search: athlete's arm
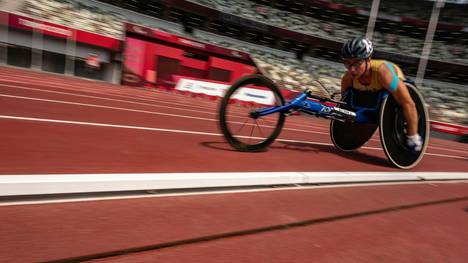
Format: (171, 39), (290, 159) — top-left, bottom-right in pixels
(341, 72), (353, 95)
(378, 63), (419, 136)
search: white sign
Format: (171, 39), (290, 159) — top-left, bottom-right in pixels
(178, 38), (206, 49)
(175, 78), (275, 105)
(18, 18), (72, 36)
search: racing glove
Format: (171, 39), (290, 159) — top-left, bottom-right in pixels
(406, 134), (422, 152)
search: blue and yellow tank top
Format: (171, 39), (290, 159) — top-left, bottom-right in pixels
(352, 59), (405, 92)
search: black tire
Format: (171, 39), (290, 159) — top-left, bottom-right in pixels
(379, 82), (429, 169)
(330, 91), (378, 151)
(330, 121), (378, 151)
(218, 74), (286, 152)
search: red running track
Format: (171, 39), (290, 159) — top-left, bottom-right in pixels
(0, 66), (466, 174)
(0, 66), (467, 263)
(0, 181), (467, 262)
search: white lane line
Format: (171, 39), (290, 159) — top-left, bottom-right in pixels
(0, 92), (221, 115)
(0, 78), (196, 106)
(424, 152), (468, 159)
(0, 76), (203, 103)
(0, 115), (466, 160)
(1, 85), (256, 121)
(0, 75), (213, 101)
(0, 93), (218, 121)
(0, 83), (218, 115)
(0, 78), (127, 96)
(0, 115), (221, 136)
(0, 81), (297, 125)
(0, 84), (329, 131)
(0, 80), (332, 130)
(426, 145), (467, 155)
(0, 75), (123, 90)
(1, 180), (467, 206)
(0, 94), (331, 136)
(0, 80), (332, 131)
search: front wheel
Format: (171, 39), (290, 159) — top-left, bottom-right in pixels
(218, 74), (286, 152)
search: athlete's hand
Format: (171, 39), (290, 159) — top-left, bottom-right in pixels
(406, 134), (422, 152)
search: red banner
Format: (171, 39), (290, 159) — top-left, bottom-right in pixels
(122, 37), (146, 86)
(1, 11), (121, 51)
(126, 23), (252, 62)
(75, 30), (121, 51)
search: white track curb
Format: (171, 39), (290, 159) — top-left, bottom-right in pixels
(0, 172), (467, 196)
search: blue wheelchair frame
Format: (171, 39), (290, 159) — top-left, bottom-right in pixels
(254, 88), (390, 125)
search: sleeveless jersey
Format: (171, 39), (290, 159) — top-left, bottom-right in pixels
(352, 59), (405, 92)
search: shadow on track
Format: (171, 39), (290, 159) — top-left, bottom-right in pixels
(277, 141), (391, 168)
(201, 141), (392, 168)
(200, 141), (240, 152)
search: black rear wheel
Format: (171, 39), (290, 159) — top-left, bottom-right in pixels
(330, 90), (378, 151)
(331, 121), (378, 151)
(218, 74), (286, 152)
(379, 82), (429, 169)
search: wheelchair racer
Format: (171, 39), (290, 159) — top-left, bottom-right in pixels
(340, 37), (422, 151)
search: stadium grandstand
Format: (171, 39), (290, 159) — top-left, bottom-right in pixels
(0, 0), (466, 125)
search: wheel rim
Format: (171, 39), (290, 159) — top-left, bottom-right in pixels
(222, 83), (284, 148)
(379, 83), (429, 169)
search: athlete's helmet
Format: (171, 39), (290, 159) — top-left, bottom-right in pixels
(341, 37), (374, 59)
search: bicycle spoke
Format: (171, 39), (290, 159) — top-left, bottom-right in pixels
(255, 119), (265, 138)
(258, 116), (275, 126)
(234, 117), (252, 134)
(247, 122), (255, 144)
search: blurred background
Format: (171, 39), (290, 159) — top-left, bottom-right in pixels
(0, 0), (466, 126)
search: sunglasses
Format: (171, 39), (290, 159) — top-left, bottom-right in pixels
(343, 59), (365, 70)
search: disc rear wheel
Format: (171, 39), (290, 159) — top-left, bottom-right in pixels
(379, 82), (429, 169)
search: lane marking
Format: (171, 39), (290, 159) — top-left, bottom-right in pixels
(0, 93), (216, 122)
(0, 77), (224, 107)
(0, 83), (326, 130)
(0, 84), (222, 116)
(0, 81), (331, 130)
(0, 94), (331, 136)
(0, 115), (467, 160)
(0, 76), (206, 104)
(426, 145), (468, 155)
(0, 114), (222, 136)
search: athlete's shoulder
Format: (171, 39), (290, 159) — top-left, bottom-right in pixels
(371, 59), (389, 69)
(377, 60), (405, 78)
(377, 61), (390, 72)
(374, 60), (395, 75)
(376, 60), (401, 92)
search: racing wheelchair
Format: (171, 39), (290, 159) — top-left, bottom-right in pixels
(218, 74), (429, 169)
